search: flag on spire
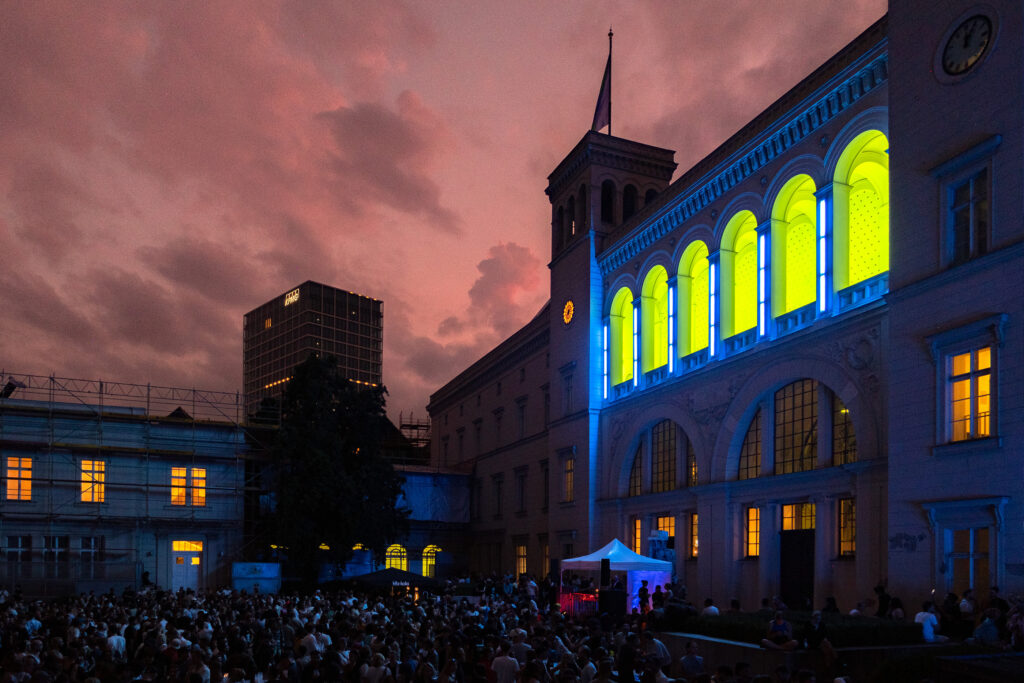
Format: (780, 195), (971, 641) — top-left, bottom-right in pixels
(592, 28), (612, 133)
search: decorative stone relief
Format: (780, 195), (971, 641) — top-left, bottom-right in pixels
(888, 532), (926, 552)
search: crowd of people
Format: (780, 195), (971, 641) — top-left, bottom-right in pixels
(0, 575), (1022, 683)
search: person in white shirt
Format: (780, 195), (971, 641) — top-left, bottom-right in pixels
(700, 598), (720, 616)
(914, 601), (948, 643)
(491, 641), (521, 683)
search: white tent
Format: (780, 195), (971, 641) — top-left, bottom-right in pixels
(561, 539), (672, 612)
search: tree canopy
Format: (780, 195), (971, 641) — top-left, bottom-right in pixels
(270, 355), (409, 581)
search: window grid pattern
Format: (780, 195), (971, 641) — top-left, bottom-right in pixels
(563, 458), (575, 503)
(385, 544), (407, 571)
(832, 398), (857, 465)
(628, 445), (643, 497)
(656, 515), (675, 540)
(738, 409), (762, 480)
(949, 347), (992, 442)
(6, 457), (31, 501)
(80, 460), (106, 503)
(422, 544), (442, 578)
(633, 518), (642, 554)
(651, 420), (676, 493)
(775, 380), (818, 474)
(689, 513), (699, 558)
(686, 441), (698, 487)
(782, 503), (816, 530)
(951, 168), (988, 264)
(838, 498), (856, 557)
(515, 543), (527, 577)
(746, 507), (760, 557)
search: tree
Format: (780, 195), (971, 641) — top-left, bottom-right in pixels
(270, 354), (409, 583)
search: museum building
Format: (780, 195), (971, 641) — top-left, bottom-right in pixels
(428, 0), (1024, 611)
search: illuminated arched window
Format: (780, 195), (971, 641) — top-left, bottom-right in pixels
(651, 419), (676, 493)
(385, 544), (407, 571)
(641, 266), (669, 373)
(774, 379), (818, 474)
(835, 130), (889, 289)
(422, 544), (442, 578)
(678, 241), (710, 357)
(609, 287), (634, 386)
(738, 408), (762, 480)
(352, 543), (366, 550)
(628, 444), (643, 497)
(721, 211), (758, 338)
(771, 175), (817, 316)
(832, 396), (857, 465)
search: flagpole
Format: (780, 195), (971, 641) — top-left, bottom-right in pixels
(608, 27), (613, 136)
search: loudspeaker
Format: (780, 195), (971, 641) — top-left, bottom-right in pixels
(598, 589), (627, 618)
(600, 558), (611, 587)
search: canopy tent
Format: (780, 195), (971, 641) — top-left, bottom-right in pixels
(560, 539), (672, 612)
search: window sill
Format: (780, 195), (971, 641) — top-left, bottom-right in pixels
(559, 500), (576, 509)
(739, 555), (760, 562)
(932, 436), (1001, 457)
(832, 554), (856, 561)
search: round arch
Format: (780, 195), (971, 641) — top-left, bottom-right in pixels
(640, 265), (669, 373)
(385, 544), (408, 571)
(609, 286), (635, 386)
(771, 174), (818, 316)
(720, 210), (759, 339)
(677, 240), (710, 357)
(833, 129), (889, 290)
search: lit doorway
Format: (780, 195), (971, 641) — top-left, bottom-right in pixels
(171, 540), (203, 591)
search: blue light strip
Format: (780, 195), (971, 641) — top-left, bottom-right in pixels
(668, 284), (676, 373)
(709, 262), (717, 357)
(758, 233), (767, 337)
(602, 323), (609, 399)
(818, 197), (828, 313)
(632, 302), (639, 386)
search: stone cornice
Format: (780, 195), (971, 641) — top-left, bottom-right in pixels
(546, 132), (677, 201)
(598, 49), (889, 278)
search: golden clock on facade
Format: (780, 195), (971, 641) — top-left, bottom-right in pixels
(562, 300), (575, 325)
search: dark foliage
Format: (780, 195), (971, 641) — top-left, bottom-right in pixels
(270, 355), (409, 582)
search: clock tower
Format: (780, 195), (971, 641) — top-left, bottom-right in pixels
(544, 131), (676, 558)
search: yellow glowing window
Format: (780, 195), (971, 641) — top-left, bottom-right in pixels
(782, 503), (816, 531)
(656, 515), (675, 540)
(191, 556), (201, 565)
(6, 457), (31, 501)
(679, 242), (710, 356)
(771, 175), (817, 315)
(839, 498), (856, 557)
(641, 266), (669, 372)
(352, 543), (366, 551)
(949, 347), (992, 442)
(175, 557), (184, 565)
(834, 130), (889, 289)
(385, 544), (407, 571)
(422, 544), (442, 578)
(746, 507), (760, 557)
(514, 544), (527, 577)
(264, 318), (272, 329)
(722, 211), (758, 337)
(633, 518), (642, 554)
(172, 540), (203, 552)
(563, 457), (575, 503)
(609, 287), (635, 385)
(191, 468), (206, 507)
(80, 460), (105, 503)
(689, 513), (699, 558)
(171, 467), (187, 505)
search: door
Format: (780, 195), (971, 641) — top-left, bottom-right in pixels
(779, 529), (815, 610)
(170, 540), (203, 591)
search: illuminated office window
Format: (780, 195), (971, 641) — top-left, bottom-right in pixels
(949, 347), (992, 442)
(80, 460), (105, 503)
(515, 543), (527, 577)
(746, 507), (760, 557)
(5, 457), (31, 501)
(633, 517), (643, 554)
(656, 515), (675, 544)
(171, 467), (187, 506)
(782, 503), (816, 530)
(171, 467), (206, 506)
(689, 513), (699, 558)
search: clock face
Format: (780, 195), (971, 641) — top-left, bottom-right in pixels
(942, 14), (992, 75)
(562, 300), (575, 325)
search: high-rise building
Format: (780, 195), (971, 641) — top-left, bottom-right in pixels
(243, 281), (382, 416)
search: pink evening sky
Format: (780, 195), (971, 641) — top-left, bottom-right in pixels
(0, 0), (887, 419)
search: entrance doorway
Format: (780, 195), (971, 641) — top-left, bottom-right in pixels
(171, 540), (203, 591)
(779, 502), (816, 610)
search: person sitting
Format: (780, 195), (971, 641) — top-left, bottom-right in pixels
(972, 608), (1003, 647)
(914, 601), (949, 643)
(761, 612), (798, 651)
(801, 611), (836, 668)
(700, 598), (719, 617)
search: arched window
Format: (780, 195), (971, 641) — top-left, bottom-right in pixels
(609, 287), (634, 386)
(641, 266), (668, 373)
(833, 397), (857, 465)
(774, 379), (818, 474)
(554, 206), (565, 249)
(385, 544), (407, 571)
(628, 443), (643, 497)
(834, 130), (889, 289)
(678, 241), (710, 357)
(721, 211), (759, 338)
(772, 175), (817, 316)
(422, 544), (442, 578)
(645, 188), (658, 205)
(577, 184), (588, 231)
(738, 408), (762, 480)
(686, 441), (698, 486)
(566, 195), (576, 239)
(623, 184), (638, 221)
(601, 180), (616, 224)
(651, 419), (676, 493)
